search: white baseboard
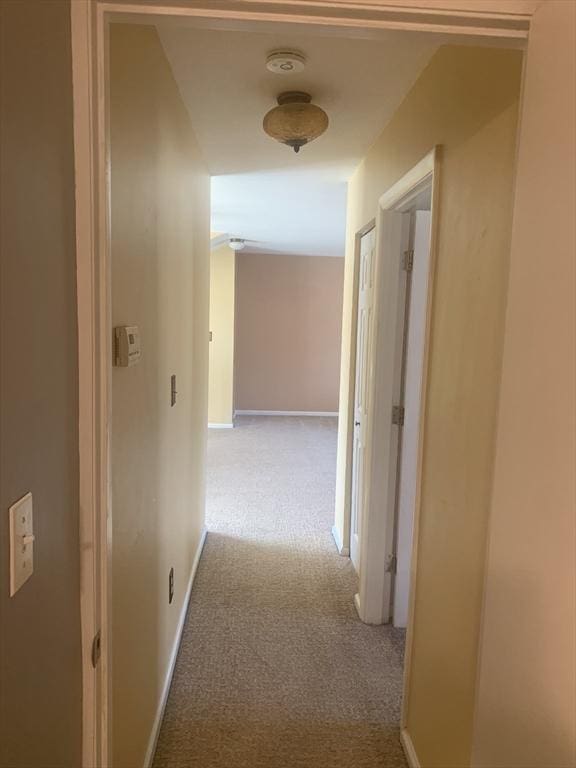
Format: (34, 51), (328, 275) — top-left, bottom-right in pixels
(234, 410), (338, 417)
(400, 729), (421, 768)
(208, 422), (234, 429)
(331, 524), (350, 556)
(143, 527), (207, 768)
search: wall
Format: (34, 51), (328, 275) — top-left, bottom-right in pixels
(110, 24), (210, 768)
(0, 2), (82, 766)
(208, 244), (235, 426)
(235, 253), (344, 413)
(335, 46), (522, 766)
(472, 2), (576, 765)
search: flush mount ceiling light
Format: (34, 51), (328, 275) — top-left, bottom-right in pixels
(263, 92), (329, 154)
(229, 238), (246, 251)
(266, 50), (306, 75)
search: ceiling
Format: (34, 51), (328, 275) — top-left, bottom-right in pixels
(158, 24), (437, 256)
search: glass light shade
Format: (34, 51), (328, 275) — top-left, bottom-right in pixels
(229, 238), (245, 251)
(263, 92), (329, 153)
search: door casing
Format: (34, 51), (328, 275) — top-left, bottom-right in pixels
(71, 3), (531, 766)
(353, 150), (439, 629)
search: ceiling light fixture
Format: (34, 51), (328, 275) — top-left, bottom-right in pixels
(229, 238), (246, 251)
(266, 50), (306, 75)
(263, 92), (329, 154)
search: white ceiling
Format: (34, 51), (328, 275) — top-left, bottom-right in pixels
(158, 24), (436, 256)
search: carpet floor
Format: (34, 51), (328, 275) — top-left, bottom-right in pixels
(153, 416), (407, 768)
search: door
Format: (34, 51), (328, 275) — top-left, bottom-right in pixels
(350, 227), (376, 572)
(393, 210), (431, 626)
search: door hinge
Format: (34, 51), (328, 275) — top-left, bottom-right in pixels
(392, 405), (405, 426)
(403, 249), (414, 272)
(386, 554), (398, 574)
(91, 630), (101, 668)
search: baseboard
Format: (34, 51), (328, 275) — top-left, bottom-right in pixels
(143, 527), (207, 768)
(234, 410), (338, 417)
(331, 524), (350, 556)
(208, 422), (234, 429)
(400, 729), (421, 768)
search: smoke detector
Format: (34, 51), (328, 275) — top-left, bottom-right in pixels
(266, 50), (306, 75)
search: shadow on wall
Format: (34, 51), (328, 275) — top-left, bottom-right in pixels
(0, 1), (82, 766)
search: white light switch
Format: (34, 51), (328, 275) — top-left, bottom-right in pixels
(9, 492), (34, 597)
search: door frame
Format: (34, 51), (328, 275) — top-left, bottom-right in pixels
(72, 2), (111, 766)
(71, 2), (531, 765)
(392, 208), (432, 629)
(354, 148), (440, 626)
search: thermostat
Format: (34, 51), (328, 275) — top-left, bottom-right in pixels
(114, 325), (141, 367)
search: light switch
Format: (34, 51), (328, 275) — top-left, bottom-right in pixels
(9, 492), (34, 597)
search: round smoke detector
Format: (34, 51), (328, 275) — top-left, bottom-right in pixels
(266, 50), (306, 75)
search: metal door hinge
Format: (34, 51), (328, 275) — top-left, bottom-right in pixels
(392, 405), (405, 426)
(91, 630), (101, 668)
(403, 249), (414, 272)
(386, 554), (397, 574)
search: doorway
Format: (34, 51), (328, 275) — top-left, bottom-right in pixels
(72, 3), (528, 764)
(352, 152), (438, 630)
(350, 224), (375, 572)
(350, 205), (432, 627)
(393, 205), (431, 628)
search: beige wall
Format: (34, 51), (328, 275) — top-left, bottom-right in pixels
(110, 24), (210, 768)
(0, 2), (82, 766)
(472, 2), (576, 766)
(235, 253), (344, 413)
(336, 46), (522, 766)
(208, 245), (235, 425)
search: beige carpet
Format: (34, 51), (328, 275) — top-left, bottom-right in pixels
(153, 416), (408, 768)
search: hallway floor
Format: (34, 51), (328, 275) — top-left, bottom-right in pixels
(153, 416), (407, 768)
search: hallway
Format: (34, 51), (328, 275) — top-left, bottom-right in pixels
(153, 416), (407, 768)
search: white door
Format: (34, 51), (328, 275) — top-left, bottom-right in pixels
(350, 228), (376, 572)
(393, 210), (431, 627)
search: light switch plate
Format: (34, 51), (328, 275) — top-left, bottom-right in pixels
(9, 492), (34, 597)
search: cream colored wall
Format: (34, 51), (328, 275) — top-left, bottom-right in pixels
(0, 2), (82, 765)
(335, 46), (522, 766)
(110, 24), (210, 768)
(235, 253), (344, 413)
(472, 2), (576, 766)
(208, 244), (235, 426)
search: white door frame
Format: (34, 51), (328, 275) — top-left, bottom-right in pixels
(71, 2), (531, 764)
(354, 149), (440, 626)
(72, 2), (111, 766)
(392, 209), (432, 629)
